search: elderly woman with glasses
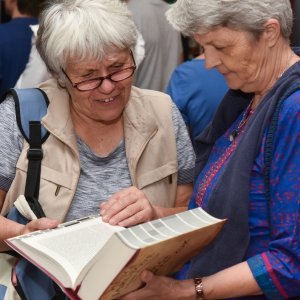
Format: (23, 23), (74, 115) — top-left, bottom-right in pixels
(0, 0), (194, 253)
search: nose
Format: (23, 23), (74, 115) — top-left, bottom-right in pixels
(204, 49), (221, 70)
(97, 78), (116, 94)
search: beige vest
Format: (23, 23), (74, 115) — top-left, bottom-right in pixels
(1, 80), (178, 222)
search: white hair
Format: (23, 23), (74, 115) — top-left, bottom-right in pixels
(166, 0), (293, 39)
(36, 0), (138, 76)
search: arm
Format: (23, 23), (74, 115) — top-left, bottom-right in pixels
(0, 189), (6, 212)
(121, 262), (262, 300)
(153, 183), (193, 218)
(100, 102), (195, 226)
(0, 217), (59, 252)
(0, 188), (59, 252)
(246, 92), (300, 298)
(0, 188), (59, 251)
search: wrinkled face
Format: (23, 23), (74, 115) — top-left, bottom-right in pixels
(63, 49), (135, 124)
(195, 27), (268, 93)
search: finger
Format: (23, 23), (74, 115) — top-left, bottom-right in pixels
(105, 200), (141, 225)
(101, 189), (137, 217)
(116, 207), (153, 227)
(140, 270), (154, 283)
(23, 218), (59, 234)
(101, 197), (132, 222)
(102, 190), (142, 221)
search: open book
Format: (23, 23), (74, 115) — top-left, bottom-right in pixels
(6, 208), (225, 300)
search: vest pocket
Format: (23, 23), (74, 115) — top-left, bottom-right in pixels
(136, 160), (177, 189)
(14, 164), (73, 221)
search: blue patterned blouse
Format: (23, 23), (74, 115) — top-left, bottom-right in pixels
(189, 90), (300, 299)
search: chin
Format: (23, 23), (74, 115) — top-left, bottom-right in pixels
(98, 113), (123, 125)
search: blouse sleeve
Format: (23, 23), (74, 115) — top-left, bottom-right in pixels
(171, 102), (195, 185)
(247, 90), (300, 299)
(0, 96), (23, 191)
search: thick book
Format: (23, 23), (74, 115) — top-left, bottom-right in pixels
(6, 208), (225, 300)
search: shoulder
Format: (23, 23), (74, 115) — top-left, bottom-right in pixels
(279, 90), (300, 115)
(272, 90), (300, 143)
(0, 22), (13, 42)
(126, 87), (175, 128)
(39, 78), (68, 103)
(0, 95), (17, 120)
(130, 86), (173, 109)
(169, 59), (206, 82)
(0, 95), (23, 143)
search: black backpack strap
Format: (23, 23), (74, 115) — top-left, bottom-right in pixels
(10, 88), (50, 218)
(25, 121), (46, 218)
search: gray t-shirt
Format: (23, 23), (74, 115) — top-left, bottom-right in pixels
(128, 0), (182, 92)
(0, 96), (195, 221)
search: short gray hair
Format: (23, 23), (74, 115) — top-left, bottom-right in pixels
(166, 0), (293, 39)
(36, 0), (138, 76)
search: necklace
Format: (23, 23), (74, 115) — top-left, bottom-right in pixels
(229, 98), (254, 142)
(196, 98), (255, 205)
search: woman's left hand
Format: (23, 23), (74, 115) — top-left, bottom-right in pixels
(100, 186), (156, 226)
(120, 270), (193, 300)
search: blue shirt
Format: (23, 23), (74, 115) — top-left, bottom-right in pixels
(166, 58), (228, 140)
(0, 17), (38, 98)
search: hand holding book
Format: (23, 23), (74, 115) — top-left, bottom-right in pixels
(6, 207), (226, 300)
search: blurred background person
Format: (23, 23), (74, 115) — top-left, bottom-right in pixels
(166, 46), (228, 142)
(14, 24), (51, 88)
(0, 0), (46, 98)
(127, 0), (183, 92)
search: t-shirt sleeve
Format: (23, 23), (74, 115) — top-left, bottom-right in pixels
(247, 90), (300, 298)
(166, 67), (190, 126)
(171, 101), (195, 185)
(0, 95), (23, 191)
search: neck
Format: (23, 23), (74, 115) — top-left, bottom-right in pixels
(253, 48), (299, 109)
(11, 7), (33, 19)
(71, 110), (124, 156)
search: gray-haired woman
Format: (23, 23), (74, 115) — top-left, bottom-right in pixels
(0, 0), (195, 278)
(122, 0), (300, 299)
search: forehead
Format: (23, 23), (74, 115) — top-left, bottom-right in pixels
(66, 48), (131, 70)
(195, 27), (251, 46)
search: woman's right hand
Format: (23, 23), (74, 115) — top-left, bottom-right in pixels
(19, 218), (59, 236)
(0, 215), (59, 252)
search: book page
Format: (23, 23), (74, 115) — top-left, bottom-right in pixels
(149, 219), (179, 236)
(10, 216), (124, 286)
(158, 214), (195, 233)
(116, 230), (146, 249)
(190, 208), (223, 223)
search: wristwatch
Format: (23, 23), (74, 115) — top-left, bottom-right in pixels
(194, 277), (205, 299)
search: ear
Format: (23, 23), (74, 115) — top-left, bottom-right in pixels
(263, 19), (281, 47)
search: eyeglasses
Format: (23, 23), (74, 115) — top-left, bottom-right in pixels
(61, 52), (136, 92)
